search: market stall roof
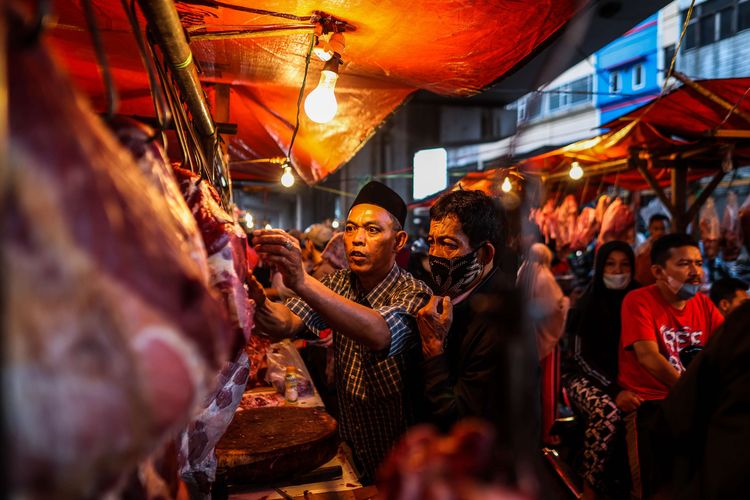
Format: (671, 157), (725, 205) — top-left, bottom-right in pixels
(516, 76), (750, 191)
(48, 0), (581, 184)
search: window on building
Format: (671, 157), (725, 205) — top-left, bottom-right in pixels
(548, 91), (563, 111)
(719, 7), (735, 38)
(700, 13), (717, 45)
(740, 1), (750, 32)
(632, 64), (645, 90)
(516, 99), (527, 122)
(681, 1), (750, 48)
(526, 92), (543, 119)
(570, 76), (593, 105)
(609, 71), (621, 94)
(684, 16), (698, 49)
(663, 45), (676, 72)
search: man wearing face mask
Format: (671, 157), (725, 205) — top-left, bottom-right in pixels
(416, 190), (509, 431)
(618, 233), (724, 499)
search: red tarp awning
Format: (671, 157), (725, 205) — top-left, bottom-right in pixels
(47, 0), (580, 184)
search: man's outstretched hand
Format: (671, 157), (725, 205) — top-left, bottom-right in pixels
(417, 295), (453, 359)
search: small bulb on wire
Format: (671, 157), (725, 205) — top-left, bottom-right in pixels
(281, 165), (295, 188)
(569, 161), (584, 180)
(501, 177), (512, 192)
(305, 58), (340, 124)
(331, 219), (340, 229)
(244, 212), (254, 228)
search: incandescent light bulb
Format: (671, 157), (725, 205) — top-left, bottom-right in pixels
(281, 166), (295, 188)
(569, 162), (583, 180)
(305, 68), (339, 124)
(501, 177), (512, 192)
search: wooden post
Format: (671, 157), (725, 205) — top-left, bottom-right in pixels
(633, 150), (676, 219)
(685, 169), (727, 223)
(672, 162), (688, 232)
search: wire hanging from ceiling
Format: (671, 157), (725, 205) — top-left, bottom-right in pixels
(285, 34), (316, 167)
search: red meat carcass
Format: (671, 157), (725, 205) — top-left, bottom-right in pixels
(4, 39), (231, 498)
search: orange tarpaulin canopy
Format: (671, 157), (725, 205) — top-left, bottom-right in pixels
(518, 77), (750, 191)
(48, 0), (580, 184)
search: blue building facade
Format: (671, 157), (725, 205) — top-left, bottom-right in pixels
(595, 14), (660, 126)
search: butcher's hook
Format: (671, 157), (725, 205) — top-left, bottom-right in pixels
(8, 0), (52, 49)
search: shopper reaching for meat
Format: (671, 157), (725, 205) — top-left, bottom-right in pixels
(250, 181), (431, 484)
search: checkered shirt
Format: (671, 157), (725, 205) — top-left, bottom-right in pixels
(286, 264), (431, 480)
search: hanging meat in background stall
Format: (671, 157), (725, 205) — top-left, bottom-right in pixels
(530, 198), (558, 244)
(2, 38), (232, 499)
(570, 206), (598, 252)
(597, 197), (635, 247)
(110, 117), (211, 281)
(722, 191), (743, 261)
(554, 195), (578, 251)
(700, 197), (721, 260)
(172, 167), (263, 495)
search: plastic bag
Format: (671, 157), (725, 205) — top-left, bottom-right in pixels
(264, 339), (314, 397)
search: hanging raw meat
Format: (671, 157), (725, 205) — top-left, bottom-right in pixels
(570, 206), (599, 251)
(111, 117), (211, 282)
(173, 166), (254, 350)
(530, 198), (557, 243)
(597, 197), (634, 246)
(700, 197), (721, 241)
(554, 195), (578, 249)
(171, 167), (262, 494)
(721, 191), (742, 261)
(3, 40), (231, 498)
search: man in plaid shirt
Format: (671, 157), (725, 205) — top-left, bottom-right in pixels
(251, 181), (431, 483)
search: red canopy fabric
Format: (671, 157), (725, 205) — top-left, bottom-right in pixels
(515, 78), (750, 191)
(47, 0), (580, 184)
(602, 77), (750, 138)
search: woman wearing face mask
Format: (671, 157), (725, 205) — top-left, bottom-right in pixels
(562, 240), (641, 499)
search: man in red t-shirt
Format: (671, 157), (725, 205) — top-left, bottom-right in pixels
(619, 233), (724, 498)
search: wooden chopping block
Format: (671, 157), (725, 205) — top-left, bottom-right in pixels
(216, 406), (338, 484)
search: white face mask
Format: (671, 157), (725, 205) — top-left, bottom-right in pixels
(602, 273), (632, 290)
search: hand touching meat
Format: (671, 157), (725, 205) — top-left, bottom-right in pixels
(253, 229), (305, 291)
(417, 296), (453, 358)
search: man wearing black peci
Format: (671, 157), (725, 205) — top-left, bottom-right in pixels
(249, 181), (431, 483)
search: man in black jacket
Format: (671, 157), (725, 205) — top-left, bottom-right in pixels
(417, 190), (507, 430)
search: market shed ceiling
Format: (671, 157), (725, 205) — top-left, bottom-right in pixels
(49, 0), (581, 184)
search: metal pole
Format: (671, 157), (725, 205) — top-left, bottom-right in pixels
(136, 0), (215, 139)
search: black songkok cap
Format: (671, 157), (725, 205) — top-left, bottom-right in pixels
(350, 180), (407, 228)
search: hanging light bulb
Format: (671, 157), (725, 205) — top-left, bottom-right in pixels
(280, 165), (295, 188)
(569, 161), (584, 180)
(243, 212), (254, 228)
(501, 176), (512, 192)
(331, 219), (340, 229)
(304, 58), (340, 124)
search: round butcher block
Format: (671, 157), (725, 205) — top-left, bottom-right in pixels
(216, 406), (338, 484)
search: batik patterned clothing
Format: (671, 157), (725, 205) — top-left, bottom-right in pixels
(564, 374), (625, 492)
(286, 264), (431, 481)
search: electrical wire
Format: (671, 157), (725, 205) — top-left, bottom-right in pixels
(81, 0), (119, 119)
(124, 0), (172, 145)
(286, 34), (315, 165)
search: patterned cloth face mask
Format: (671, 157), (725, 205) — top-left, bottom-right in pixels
(428, 244), (485, 298)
